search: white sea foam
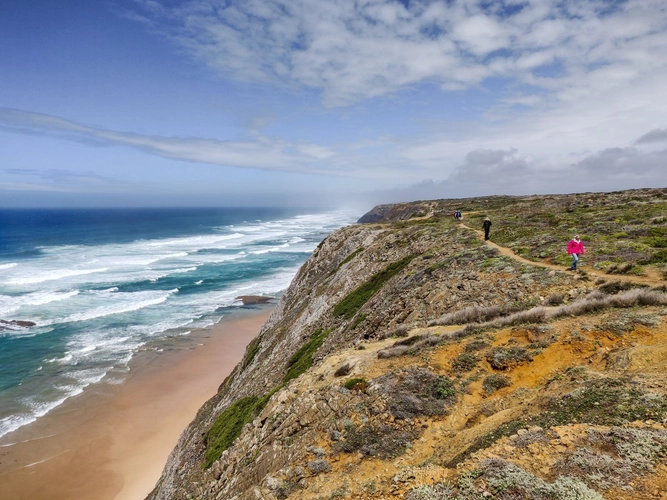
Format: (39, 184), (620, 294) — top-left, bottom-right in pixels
(0, 368), (107, 438)
(58, 335), (139, 368)
(49, 289), (178, 325)
(250, 243), (291, 255)
(96, 252), (189, 267)
(145, 233), (244, 248)
(185, 252), (246, 264)
(62, 296), (173, 323)
(0, 290), (79, 317)
(6, 268), (108, 286)
(0, 414), (38, 439)
(0, 263), (18, 270)
(171, 267), (197, 274)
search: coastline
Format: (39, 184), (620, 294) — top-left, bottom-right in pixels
(0, 305), (274, 500)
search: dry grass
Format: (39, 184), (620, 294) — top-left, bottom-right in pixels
(545, 293), (564, 306)
(429, 304), (506, 326)
(377, 333), (442, 358)
(430, 290), (667, 338)
(378, 324), (410, 340)
(491, 307), (547, 327)
(551, 288), (667, 319)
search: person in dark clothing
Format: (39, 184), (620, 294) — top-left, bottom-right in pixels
(482, 217), (492, 240)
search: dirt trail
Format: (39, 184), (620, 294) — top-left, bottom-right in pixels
(458, 221), (664, 287)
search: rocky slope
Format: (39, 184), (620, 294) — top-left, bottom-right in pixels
(148, 188), (667, 500)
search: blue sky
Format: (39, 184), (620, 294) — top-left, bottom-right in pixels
(2, 0), (667, 208)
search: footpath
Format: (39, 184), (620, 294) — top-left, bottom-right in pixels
(458, 220), (664, 288)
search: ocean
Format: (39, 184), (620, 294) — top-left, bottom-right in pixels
(0, 207), (356, 439)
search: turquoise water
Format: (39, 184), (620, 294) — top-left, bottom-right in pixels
(0, 208), (355, 438)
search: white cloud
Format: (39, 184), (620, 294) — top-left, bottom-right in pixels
(0, 108), (339, 175)
(452, 14), (509, 56)
(136, 0), (667, 107)
(367, 145), (667, 203)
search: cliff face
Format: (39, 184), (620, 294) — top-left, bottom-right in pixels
(149, 188), (667, 500)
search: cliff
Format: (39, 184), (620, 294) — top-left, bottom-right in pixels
(149, 188), (667, 500)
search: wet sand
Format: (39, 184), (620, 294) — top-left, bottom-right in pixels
(0, 307), (273, 500)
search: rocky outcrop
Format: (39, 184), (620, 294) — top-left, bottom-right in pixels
(356, 203), (431, 223)
(0, 319), (36, 331)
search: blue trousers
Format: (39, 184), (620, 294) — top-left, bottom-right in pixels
(570, 253), (579, 270)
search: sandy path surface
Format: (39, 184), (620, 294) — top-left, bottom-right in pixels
(0, 308), (272, 500)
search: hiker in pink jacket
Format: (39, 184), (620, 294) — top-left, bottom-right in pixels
(567, 235), (585, 270)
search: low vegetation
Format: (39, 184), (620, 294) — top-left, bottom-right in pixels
(284, 327), (332, 384)
(451, 352), (479, 373)
(333, 255), (415, 320)
(343, 377), (367, 391)
(407, 459), (604, 500)
(486, 347), (533, 370)
(204, 396), (264, 468)
(335, 423), (418, 459)
(465, 188), (667, 271)
(448, 377), (667, 468)
(377, 333), (443, 358)
(482, 374), (512, 394)
(377, 368), (458, 419)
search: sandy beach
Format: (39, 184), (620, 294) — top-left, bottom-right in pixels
(0, 306), (273, 500)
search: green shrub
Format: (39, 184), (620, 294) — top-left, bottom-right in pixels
(204, 384), (286, 468)
(451, 352), (479, 373)
(642, 236), (667, 248)
(340, 247), (364, 266)
(344, 377), (368, 391)
(333, 255), (415, 320)
(351, 313), (368, 329)
(241, 335), (262, 370)
(486, 347), (533, 370)
(284, 328), (331, 384)
(336, 423), (417, 458)
(205, 396), (262, 467)
(482, 374), (512, 394)
(641, 248), (667, 264)
(329, 248), (365, 276)
(464, 339), (490, 352)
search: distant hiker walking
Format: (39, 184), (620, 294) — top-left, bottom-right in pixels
(482, 217), (492, 240)
(567, 235), (585, 270)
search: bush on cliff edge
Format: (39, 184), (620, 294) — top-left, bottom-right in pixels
(333, 255), (415, 320)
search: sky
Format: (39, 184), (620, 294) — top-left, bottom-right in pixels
(1, 0), (667, 209)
